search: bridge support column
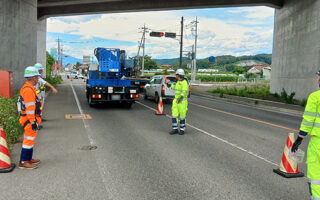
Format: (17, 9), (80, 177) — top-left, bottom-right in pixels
(0, 0), (46, 91)
(271, 0), (320, 100)
(37, 19), (47, 78)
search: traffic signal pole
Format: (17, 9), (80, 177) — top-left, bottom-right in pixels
(179, 16), (184, 69)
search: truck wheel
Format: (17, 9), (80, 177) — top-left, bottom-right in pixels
(122, 102), (132, 109)
(88, 95), (95, 107)
(144, 93), (148, 100)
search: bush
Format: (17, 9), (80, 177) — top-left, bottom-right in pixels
(0, 94), (23, 149)
(281, 89), (295, 104)
(186, 75), (237, 82)
(45, 76), (63, 87)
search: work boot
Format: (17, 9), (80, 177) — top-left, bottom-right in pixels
(30, 158), (40, 165)
(169, 129), (179, 135)
(18, 161), (38, 169)
(179, 130), (185, 135)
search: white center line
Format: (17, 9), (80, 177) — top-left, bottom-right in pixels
(136, 101), (279, 167)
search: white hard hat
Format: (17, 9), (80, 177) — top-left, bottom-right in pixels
(24, 66), (40, 78)
(34, 63), (44, 70)
(176, 68), (185, 76)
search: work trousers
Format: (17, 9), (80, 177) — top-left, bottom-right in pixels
(171, 99), (188, 130)
(19, 118), (40, 162)
(307, 136), (320, 199)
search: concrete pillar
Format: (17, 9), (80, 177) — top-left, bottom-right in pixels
(271, 0), (320, 101)
(37, 19), (47, 78)
(0, 0), (38, 91)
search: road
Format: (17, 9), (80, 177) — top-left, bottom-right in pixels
(1, 78), (310, 200)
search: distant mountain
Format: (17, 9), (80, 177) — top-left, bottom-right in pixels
(154, 54), (272, 69)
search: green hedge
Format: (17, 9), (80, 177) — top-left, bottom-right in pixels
(0, 94), (22, 149)
(186, 75), (238, 82)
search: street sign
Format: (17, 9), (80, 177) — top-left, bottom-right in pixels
(209, 56), (215, 63)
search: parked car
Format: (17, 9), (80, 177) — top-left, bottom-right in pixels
(144, 75), (175, 103)
(78, 74), (84, 79)
(69, 71), (78, 79)
(144, 75), (191, 103)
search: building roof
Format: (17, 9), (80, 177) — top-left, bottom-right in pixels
(250, 64), (271, 72)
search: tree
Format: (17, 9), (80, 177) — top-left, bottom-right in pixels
(232, 66), (245, 75)
(46, 51), (55, 78)
(134, 55), (158, 70)
(74, 62), (81, 71)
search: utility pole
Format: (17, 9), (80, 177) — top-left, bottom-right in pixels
(193, 17), (199, 81)
(179, 16), (184, 68)
(56, 38), (61, 76)
(137, 24), (148, 76)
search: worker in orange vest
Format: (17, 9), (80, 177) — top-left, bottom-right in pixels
(17, 66), (42, 169)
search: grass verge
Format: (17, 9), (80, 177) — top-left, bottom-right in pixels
(0, 94), (22, 150)
(207, 86), (307, 107)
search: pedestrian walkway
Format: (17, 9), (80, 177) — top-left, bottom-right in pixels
(0, 82), (107, 200)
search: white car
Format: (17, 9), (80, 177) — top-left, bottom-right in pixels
(144, 75), (176, 103)
(78, 74), (84, 79)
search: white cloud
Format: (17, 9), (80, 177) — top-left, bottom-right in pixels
(47, 7), (274, 59)
(229, 7), (274, 19)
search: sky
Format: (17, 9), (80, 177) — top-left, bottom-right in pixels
(46, 6), (275, 61)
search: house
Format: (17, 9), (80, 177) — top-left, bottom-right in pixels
(161, 64), (173, 69)
(248, 64), (271, 74)
(262, 66), (272, 80)
(247, 64), (272, 79)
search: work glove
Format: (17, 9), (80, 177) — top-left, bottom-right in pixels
(31, 122), (39, 132)
(177, 97), (183, 104)
(291, 136), (303, 153)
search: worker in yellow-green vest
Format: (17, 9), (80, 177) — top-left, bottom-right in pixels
(168, 69), (189, 135)
(291, 70), (320, 200)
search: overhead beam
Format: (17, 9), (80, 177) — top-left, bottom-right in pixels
(38, 0), (283, 19)
(38, 0), (125, 8)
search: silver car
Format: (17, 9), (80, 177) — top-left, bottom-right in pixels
(144, 75), (176, 103)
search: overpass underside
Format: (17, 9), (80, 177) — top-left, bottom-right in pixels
(1, 0), (319, 101)
(37, 0), (283, 19)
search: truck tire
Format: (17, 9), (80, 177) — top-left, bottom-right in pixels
(88, 95), (95, 107)
(122, 102), (132, 109)
(144, 93), (148, 100)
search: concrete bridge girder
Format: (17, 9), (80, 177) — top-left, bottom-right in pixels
(37, 0), (284, 19)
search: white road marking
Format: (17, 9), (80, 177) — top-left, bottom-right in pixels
(70, 82), (113, 199)
(136, 101), (279, 167)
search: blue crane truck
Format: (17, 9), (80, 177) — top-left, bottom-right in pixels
(86, 48), (148, 108)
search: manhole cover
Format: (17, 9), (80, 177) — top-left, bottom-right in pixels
(80, 145), (97, 150)
(65, 114), (92, 119)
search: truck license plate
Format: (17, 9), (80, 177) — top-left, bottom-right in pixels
(112, 95), (120, 100)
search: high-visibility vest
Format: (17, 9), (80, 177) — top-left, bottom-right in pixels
(19, 82), (41, 125)
(171, 79), (189, 100)
(300, 90), (320, 136)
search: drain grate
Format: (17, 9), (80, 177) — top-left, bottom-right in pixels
(80, 145), (97, 151)
(65, 114), (92, 119)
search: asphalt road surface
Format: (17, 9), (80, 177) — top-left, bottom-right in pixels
(1, 78), (310, 200)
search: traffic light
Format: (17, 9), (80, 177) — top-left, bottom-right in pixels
(150, 32), (164, 37)
(165, 32), (176, 38)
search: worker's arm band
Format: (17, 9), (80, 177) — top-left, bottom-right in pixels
(299, 130), (308, 136)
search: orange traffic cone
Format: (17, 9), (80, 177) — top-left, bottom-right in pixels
(0, 127), (15, 173)
(156, 96), (165, 115)
(273, 133), (304, 178)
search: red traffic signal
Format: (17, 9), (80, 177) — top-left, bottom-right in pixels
(150, 32), (164, 37)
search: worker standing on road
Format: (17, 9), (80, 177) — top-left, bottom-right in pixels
(34, 63), (58, 121)
(291, 70), (320, 200)
(18, 66), (42, 169)
(168, 69), (189, 135)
